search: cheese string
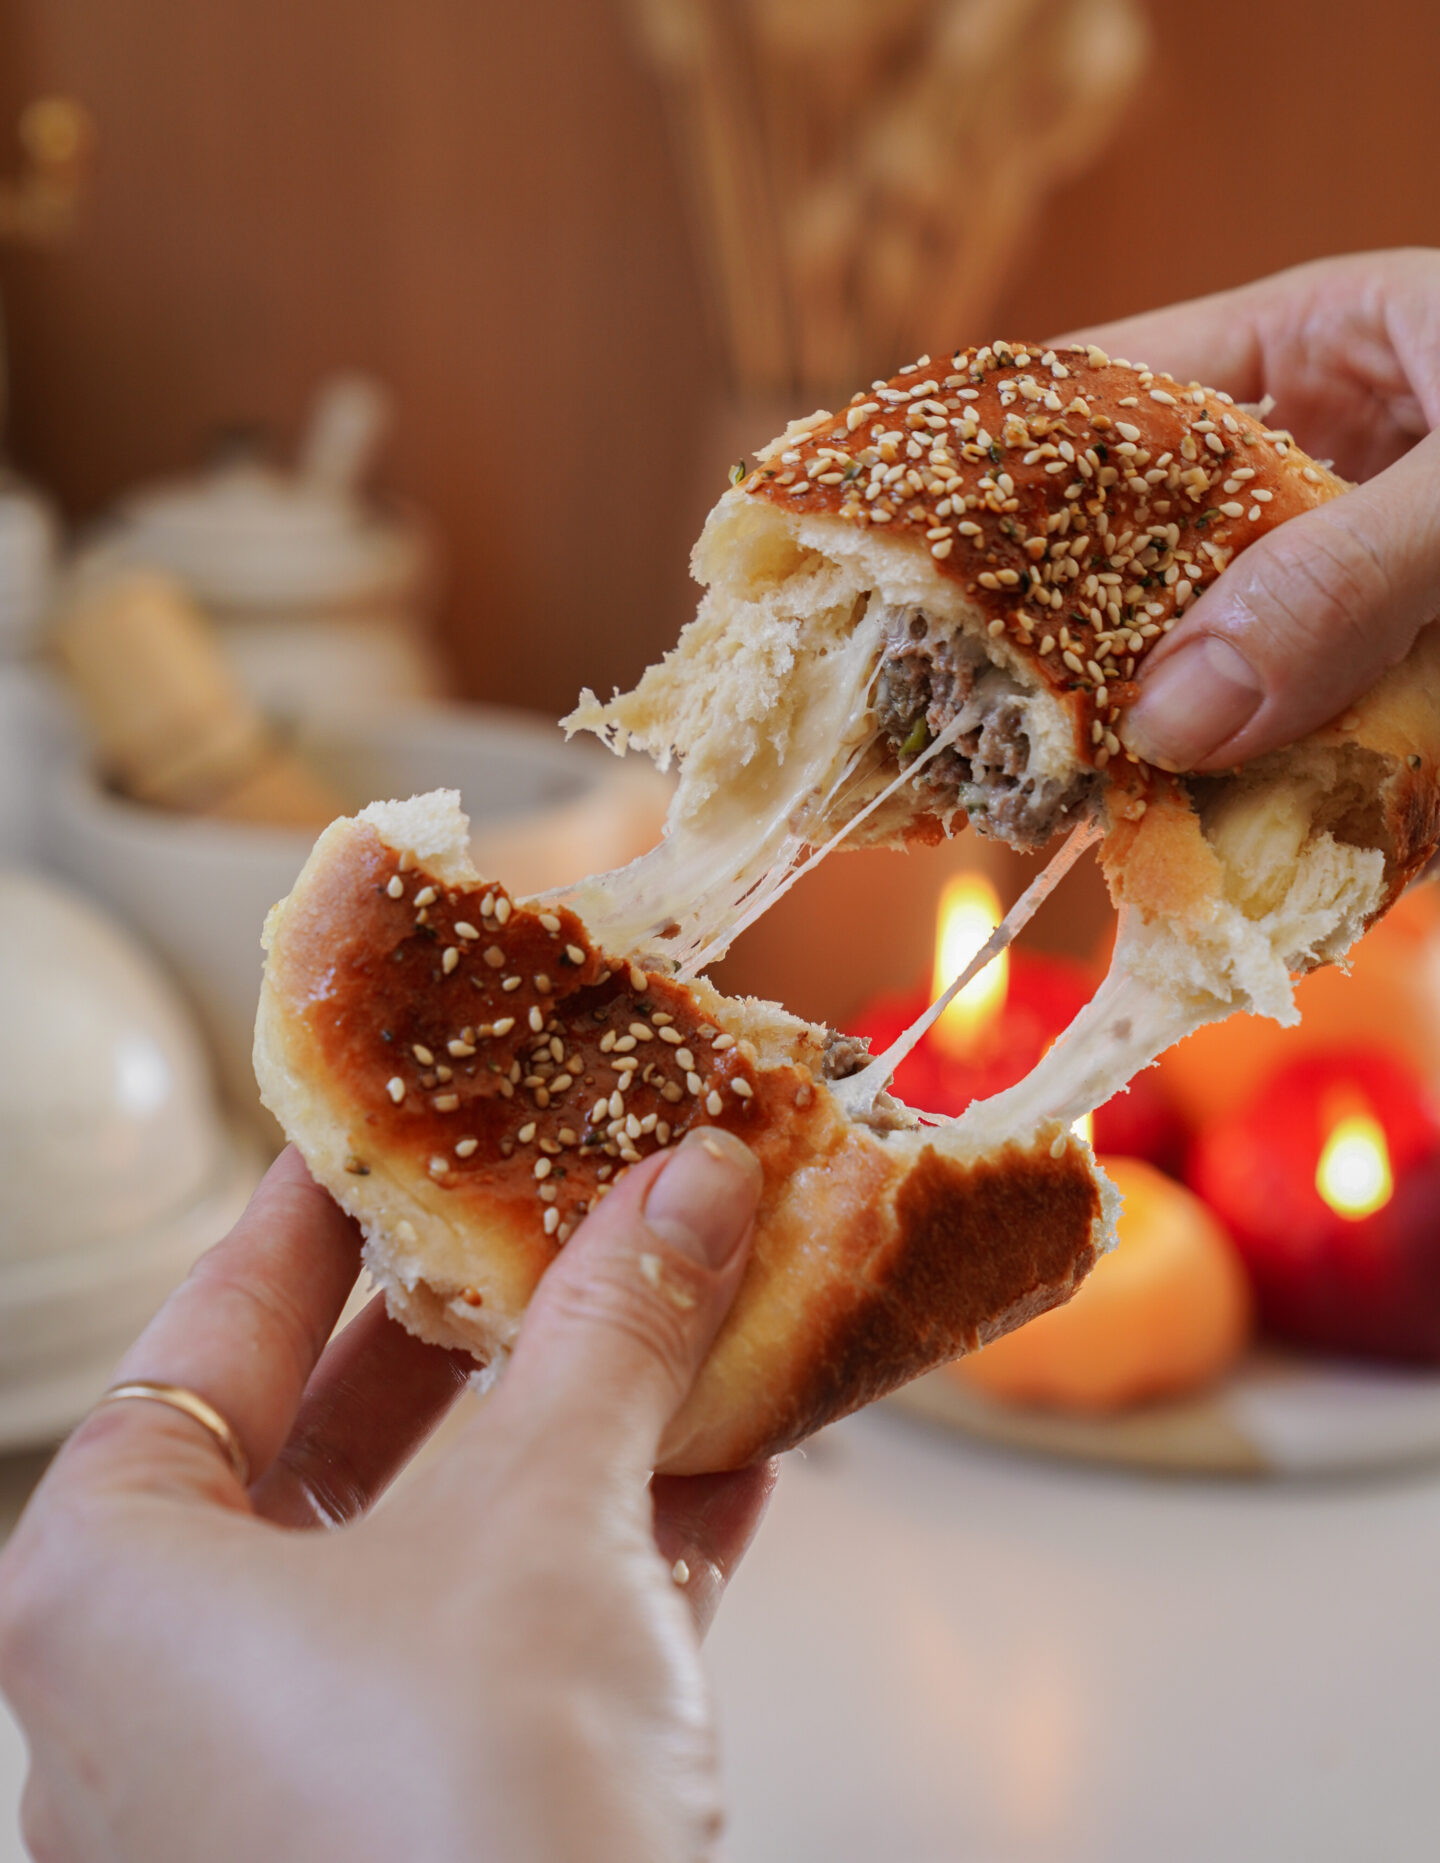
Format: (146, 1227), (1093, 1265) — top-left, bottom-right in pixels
(831, 816), (1105, 1120)
(679, 709), (972, 980)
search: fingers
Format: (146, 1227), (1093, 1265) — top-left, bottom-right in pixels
(652, 1459), (778, 1638)
(486, 1127), (762, 1480)
(59, 1148), (362, 1504)
(1053, 279), (1269, 403)
(250, 1295), (472, 1529)
(1121, 431), (1440, 770)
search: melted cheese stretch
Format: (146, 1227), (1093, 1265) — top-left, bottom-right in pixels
(553, 604), (891, 971)
(555, 564), (1388, 1137)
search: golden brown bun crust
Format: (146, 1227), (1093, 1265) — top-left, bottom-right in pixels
(256, 812), (1108, 1474)
(741, 341), (1343, 802)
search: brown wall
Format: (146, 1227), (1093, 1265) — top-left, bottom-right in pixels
(3, 1), (1438, 1021)
(4, 0), (1439, 717)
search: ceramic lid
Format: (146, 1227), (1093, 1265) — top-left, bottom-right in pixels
(0, 869), (226, 1262)
(103, 376), (431, 613)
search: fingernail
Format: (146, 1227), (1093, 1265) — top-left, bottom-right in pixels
(643, 1127), (762, 1269)
(1121, 635), (1263, 770)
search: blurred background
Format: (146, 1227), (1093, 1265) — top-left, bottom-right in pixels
(5, 5), (1440, 1856)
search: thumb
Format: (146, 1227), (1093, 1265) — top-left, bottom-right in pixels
(486, 1127), (762, 1474)
(1120, 433), (1440, 772)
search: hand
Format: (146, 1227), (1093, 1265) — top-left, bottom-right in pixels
(1063, 248), (1440, 771)
(0, 1131), (772, 1863)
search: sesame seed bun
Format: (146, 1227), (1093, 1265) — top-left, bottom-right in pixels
(254, 791), (1116, 1475)
(571, 341), (1440, 1055)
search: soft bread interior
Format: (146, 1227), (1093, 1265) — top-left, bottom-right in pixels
(561, 489), (1085, 973)
(953, 748), (1391, 1144)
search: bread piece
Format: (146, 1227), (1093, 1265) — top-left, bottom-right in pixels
(566, 342), (1440, 1117)
(255, 792), (1115, 1474)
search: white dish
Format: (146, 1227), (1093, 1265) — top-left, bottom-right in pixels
(888, 1348), (1440, 1477)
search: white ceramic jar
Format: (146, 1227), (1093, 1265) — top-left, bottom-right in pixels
(72, 375), (448, 719)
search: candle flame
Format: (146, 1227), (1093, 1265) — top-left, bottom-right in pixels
(932, 873), (1008, 1057)
(1316, 1107), (1393, 1219)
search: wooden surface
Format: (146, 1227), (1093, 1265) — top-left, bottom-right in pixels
(1, 0), (1437, 1023)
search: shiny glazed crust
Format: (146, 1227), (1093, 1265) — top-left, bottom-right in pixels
(254, 801), (1114, 1474)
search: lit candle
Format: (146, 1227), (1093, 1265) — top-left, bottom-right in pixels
(849, 871), (1184, 1165)
(1188, 1048), (1440, 1362)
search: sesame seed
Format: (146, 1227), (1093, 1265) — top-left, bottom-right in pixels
(732, 1078), (754, 1100)
(484, 946), (506, 969)
(628, 1022), (655, 1042)
(534, 1158), (551, 1181)
(386, 1076), (405, 1103)
(518, 1121), (537, 1143)
(386, 875), (405, 899)
(448, 1039), (475, 1057)
(712, 1033), (736, 1051)
(608, 1090), (625, 1119)
(628, 964), (647, 992)
(662, 1081), (684, 1103)
(705, 1091), (724, 1116)
(455, 1138), (478, 1158)
(565, 944), (585, 966)
(429, 1156), (448, 1179)
(433, 1093), (459, 1113)
(439, 947), (458, 975)
(502, 975), (522, 992)
(543, 1206), (561, 1236)
(1219, 501), (1245, 518)
(538, 912), (561, 933)
(454, 921), (479, 941)
(414, 886), (438, 908)
(491, 1016), (516, 1036)
(398, 850), (417, 872)
(412, 1043), (434, 1065)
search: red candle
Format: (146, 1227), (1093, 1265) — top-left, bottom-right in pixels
(1188, 1048), (1440, 1363)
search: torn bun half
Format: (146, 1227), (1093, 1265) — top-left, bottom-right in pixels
(255, 791), (1113, 1475)
(565, 341), (1440, 1122)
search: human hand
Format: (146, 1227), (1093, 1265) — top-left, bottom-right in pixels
(1062, 248), (1440, 771)
(0, 1131), (772, 1863)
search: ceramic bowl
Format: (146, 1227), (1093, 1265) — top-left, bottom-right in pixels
(46, 703), (667, 1129)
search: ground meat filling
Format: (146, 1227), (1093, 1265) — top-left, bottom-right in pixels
(820, 1030), (910, 1132)
(873, 605), (1097, 849)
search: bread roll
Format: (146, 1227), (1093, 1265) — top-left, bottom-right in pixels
(565, 342), (1440, 1124)
(255, 791), (1114, 1475)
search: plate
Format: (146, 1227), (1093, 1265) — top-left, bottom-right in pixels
(886, 1349), (1440, 1477)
